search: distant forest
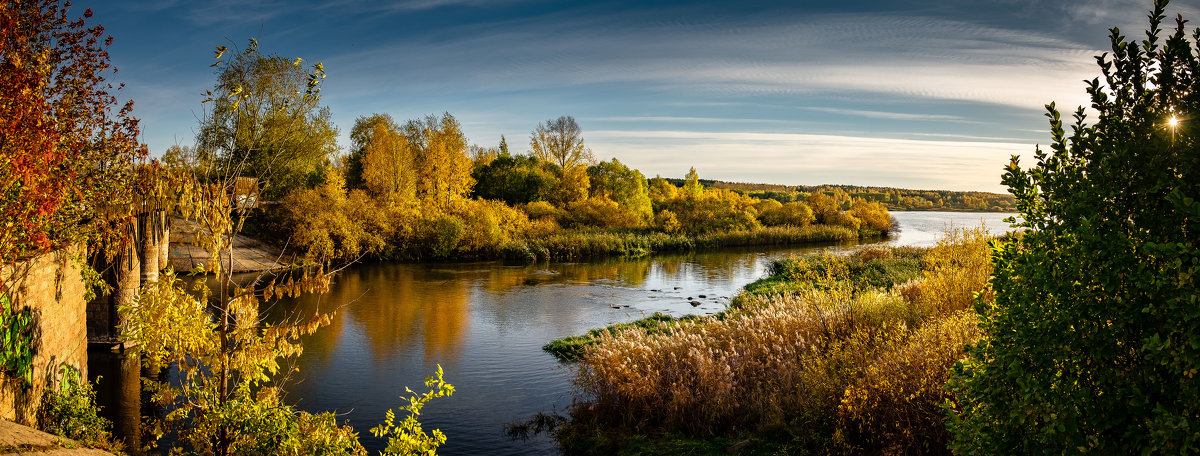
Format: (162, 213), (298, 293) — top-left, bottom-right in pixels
(666, 179), (1017, 212)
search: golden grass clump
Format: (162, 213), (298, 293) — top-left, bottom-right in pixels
(576, 285), (917, 434)
(836, 310), (983, 454)
(570, 228), (998, 453)
(902, 227), (994, 318)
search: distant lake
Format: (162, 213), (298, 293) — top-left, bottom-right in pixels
(91, 211), (1017, 455)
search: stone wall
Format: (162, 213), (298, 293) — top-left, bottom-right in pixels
(0, 244), (88, 425)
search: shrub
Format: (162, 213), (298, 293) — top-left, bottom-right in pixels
(654, 209), (681, 234)
(38, 366), (116, 450)
(420, 213), (465, 258)
(759, 201), (815, 227)
(824, 211), (861, 231)
(280, 170), (387, 262)
(848, 198), (891, 232)
(948, 3), (1200, 454)
(453, 198), (530, 252)
(565, 196), (647, 229)
(901, 227), (993, 319)
(521, 200), (563, 221)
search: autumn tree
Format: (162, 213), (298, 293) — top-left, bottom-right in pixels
(161, 145), (203, 171)
(682, 167), (703, 199)
(551, 164), (590, 207)
(530, 115), (594, 170)
(587, 158), (653, 223)
(195, 40), (339, 200)
(805, 192), (841, 224)
(468, 144), (499, 166)
(361, 119), (416, 206)
(405, 113), (474, 210)
(119, 40), (372, 456)
(344, 113), (397, 190)
(647, 176), (679, 209)
(0, 0), (145, 267)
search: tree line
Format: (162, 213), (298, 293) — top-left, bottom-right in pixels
(164, 64), (895, 263)
(707, 181), (1017, 212)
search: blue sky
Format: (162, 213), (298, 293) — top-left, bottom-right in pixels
(77, 0), (1196, 192)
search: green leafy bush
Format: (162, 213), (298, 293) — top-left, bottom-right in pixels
(38, 366), (115, 449)
(948, 2), (1200, 453)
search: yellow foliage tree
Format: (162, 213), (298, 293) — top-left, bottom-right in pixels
(551, 164), (590, 206)
(413, 113), (474, 210)
(362, 121), (416, 206)
(682, 167), (703, 199)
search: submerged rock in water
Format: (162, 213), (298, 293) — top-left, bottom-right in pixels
(690, 300), (701, 307)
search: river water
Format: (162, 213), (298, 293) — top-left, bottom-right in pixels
(90, 211), (1013, 455)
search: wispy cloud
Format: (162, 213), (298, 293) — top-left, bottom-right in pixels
(586, 130), (1034, 192)
(315, 0), (526, 13)
(585, 116), (795, 124)
(801, 107), (968, 122)
(323, 8), (1101, 111)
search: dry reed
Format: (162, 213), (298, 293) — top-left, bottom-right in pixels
(570, 228), (996, 453)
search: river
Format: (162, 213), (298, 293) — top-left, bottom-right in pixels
(90, 211), (1013, 455)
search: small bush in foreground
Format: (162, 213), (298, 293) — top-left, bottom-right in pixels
(38, 366), (117, 451)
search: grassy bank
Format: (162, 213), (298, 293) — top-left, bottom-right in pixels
(501, 224), (875, 262)
(542, 244), (923, 363)
(540, 229), (994, 455)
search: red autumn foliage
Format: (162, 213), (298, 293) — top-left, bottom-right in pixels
(0, 0), (146, 266)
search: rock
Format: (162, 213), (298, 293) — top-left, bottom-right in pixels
(690, 300), (701, 306)
(673, 286), (681, 290)
(699, 294), (707, 298)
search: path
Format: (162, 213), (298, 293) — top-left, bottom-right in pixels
(0, 421), (115, 455)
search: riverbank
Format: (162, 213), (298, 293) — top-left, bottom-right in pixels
(540, 229), (994, 455)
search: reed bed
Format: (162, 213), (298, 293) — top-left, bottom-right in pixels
(565, 228), (995, 454)
(504, 224), (874, 262)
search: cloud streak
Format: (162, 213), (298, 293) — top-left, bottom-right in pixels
(586, 130), (1033, 192)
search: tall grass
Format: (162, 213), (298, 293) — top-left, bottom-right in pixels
(563, 228), (995, 454)
(503, 224), (872, 262)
